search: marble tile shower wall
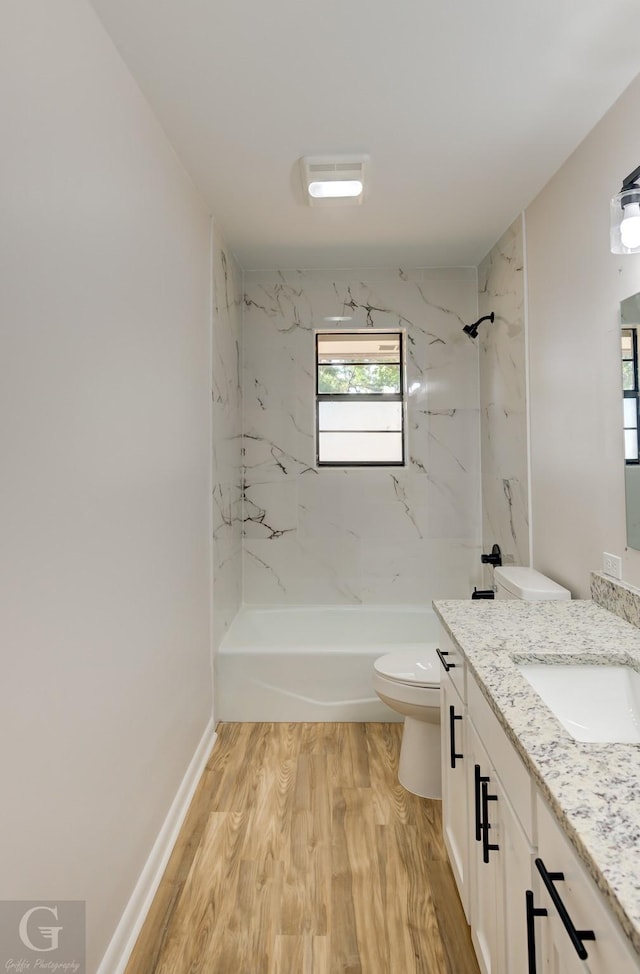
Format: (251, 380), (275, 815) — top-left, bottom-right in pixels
(211, 224), (243, 649)
(478, 216), (530, 587)
(242, 268), (482, 604)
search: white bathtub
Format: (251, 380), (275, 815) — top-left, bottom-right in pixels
(216, 604), (439, 721)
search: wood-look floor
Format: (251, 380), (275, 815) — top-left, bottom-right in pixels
(125, 723), (479, 974)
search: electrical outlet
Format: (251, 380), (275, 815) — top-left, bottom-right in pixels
(603, 552), (622, 579)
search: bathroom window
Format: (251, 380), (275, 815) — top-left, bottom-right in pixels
(316, 331), (405, 465)
(622, 328), (640, 463)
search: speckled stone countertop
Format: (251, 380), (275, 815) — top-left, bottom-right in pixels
(432, 597), (640, 957)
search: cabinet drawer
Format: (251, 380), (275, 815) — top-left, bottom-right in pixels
(436, 626), (466, 701)
(536, 794), (640, 972)
(468, 672), (534, 843)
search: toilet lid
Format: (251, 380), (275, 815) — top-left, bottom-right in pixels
(374, 649), (440, 687)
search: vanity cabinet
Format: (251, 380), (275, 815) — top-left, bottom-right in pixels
(438, 621), (640, 973)
(438, 647), (640, 974)
(436, 610), (640, 974)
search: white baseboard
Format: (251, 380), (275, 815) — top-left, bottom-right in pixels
(97, 718), (218, 974)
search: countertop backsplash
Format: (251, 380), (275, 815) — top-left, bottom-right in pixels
(591, 571), (640, 628)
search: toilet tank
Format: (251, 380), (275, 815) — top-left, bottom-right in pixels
(494, 566), (571, 602)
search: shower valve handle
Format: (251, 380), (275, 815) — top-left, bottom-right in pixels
(481, 543), (502, 567)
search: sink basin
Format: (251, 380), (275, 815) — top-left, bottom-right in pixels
(516, 662), (640, 743)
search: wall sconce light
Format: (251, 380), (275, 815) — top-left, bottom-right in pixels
(611, 165), (640, 254)
(300, 155), (369, 206)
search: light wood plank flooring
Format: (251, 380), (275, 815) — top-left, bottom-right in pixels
(125, 723), (479, 974)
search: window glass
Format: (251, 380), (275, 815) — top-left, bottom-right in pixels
(624, 397), (637, 427)
(317, 363), (401, 394)
(317, 333), (400, 363)
(318, 401), (402, 432)
(318, 432), (404, 463)
(625, 429), (638, 462)
(623, 360), (636, 391)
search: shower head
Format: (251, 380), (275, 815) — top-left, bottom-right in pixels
(463, 312), (495, 339)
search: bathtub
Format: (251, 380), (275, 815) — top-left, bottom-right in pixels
(216, 604), (439, 721)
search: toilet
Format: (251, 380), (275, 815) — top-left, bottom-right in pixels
(373, 566), (571, 800)
(373, 649), (442, 799)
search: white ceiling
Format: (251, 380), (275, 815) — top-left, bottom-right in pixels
(89, 0), (640, 270)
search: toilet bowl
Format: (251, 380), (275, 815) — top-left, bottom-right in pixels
(373, 650), (442, 799)
(374, 569), (570, 801)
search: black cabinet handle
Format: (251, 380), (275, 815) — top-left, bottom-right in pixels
(481, 779), (499, 863)
(526, 890), (547, 974)
(436, 647), (456, 671)
(449, 705), (463, 769)
(535, 858), (596, 959)
(474, 764), (489, 841)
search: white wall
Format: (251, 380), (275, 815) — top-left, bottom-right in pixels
(526, 73), (640, 597)
(0, 1), (212, 969)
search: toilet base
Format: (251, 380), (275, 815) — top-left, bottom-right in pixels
(398, 716), (442, 799)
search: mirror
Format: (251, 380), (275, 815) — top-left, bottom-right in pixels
(621, 291), (640, 549)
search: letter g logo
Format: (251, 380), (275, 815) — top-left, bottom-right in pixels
(18, 905), (63, 952)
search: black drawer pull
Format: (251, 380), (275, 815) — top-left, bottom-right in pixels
(474, 764), (489, 841)
(526, 890), (547, 974)
(481, 779), (499, 863)
(449, 705), (463, 769)
(535, 858), (596, 959)
(436, 647), (456, 671)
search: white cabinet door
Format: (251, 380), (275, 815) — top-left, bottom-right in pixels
(532, 868), (590, 974)
(497, 778), (535, 974)
(467, 718), (504, 974)
(440, 673), (470, 920)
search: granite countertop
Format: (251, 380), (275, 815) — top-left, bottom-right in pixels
(432, 597), (640, 956)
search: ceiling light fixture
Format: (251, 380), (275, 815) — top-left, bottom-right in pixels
(309, 180), (362, 199)
(611, 164), (640, 254)
(300, 155), (369, 206)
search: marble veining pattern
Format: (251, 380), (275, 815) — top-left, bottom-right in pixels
(433, 597), (640, 956)
(478, 217), (529, 586)
(242, 268), (482, 604)
(211, 224), (243, 650)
